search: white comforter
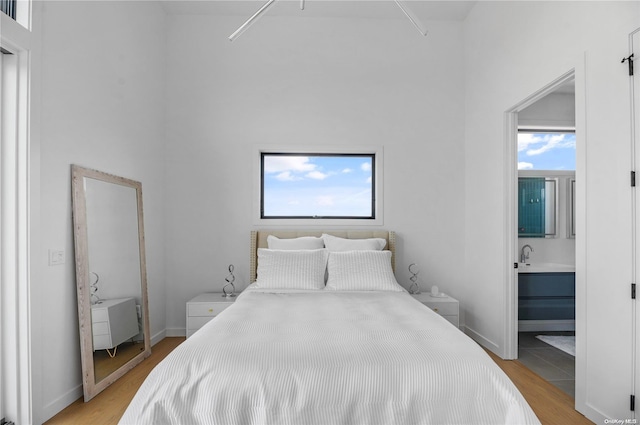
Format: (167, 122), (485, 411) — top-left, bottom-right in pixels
(120, 288), (540, 425)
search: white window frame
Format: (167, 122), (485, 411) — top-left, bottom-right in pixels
(253, 145), (384, 226)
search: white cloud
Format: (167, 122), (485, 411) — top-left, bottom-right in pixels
(366, 176), (372, 183)
(275, 171), (299, 181)
(342, 168), (353, 173)
(517, 133), (538, 152)
(518, 162), (534, 170)
(264, 156), (316, 173)
(316, 196), (334, 206)
(361, 162), (372, 172)
(306, 171), (329, 180)
(518, 133), (575, 156)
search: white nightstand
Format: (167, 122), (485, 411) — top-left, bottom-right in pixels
(91, 298), (139, 351)
(186, 293), (237, 338)
(411, 292), (460, 328)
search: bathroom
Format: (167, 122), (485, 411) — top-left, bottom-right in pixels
(516, 80), (576, 397)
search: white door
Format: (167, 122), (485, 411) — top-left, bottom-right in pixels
(574, 31), (638, 422)
(634, 26), (640, 423)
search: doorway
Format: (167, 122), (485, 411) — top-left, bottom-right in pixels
(504, 70), (578, 397)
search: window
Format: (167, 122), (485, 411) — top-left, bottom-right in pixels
(1, 0), (16, 20)
(517, 131), (575, 171)
(255, 147), (383, 225)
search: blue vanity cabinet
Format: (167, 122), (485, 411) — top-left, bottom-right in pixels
(518, 272), (575, 321)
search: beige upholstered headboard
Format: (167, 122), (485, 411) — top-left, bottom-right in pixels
(250, 230), (396, 283)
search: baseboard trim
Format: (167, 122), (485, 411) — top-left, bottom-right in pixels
(518, 319), (575, 332)
(151, 329), (167, 346)
(41, 384), (83, 423)
(462, 325), (501, 356)
(164, 327), (186, 337)
(43, 328), (175, 423)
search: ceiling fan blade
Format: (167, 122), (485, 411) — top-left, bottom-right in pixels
(394, 0), (428, 36)
(229, 0), (277, 42)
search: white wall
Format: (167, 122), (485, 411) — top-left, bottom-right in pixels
(519, 92), (576, 129)
(463, 1), (639, 422)
(163, 13), (467, 333)
(32, 2), (166, 422)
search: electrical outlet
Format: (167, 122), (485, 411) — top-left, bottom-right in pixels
(49, 249), (65, 266)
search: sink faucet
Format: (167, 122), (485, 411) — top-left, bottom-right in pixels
(520, 245), (534, 263)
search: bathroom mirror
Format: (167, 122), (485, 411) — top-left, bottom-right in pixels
(71, 165), (151, 401)
(518, 177), (557, 238)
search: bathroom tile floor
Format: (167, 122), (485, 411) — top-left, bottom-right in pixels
(518, 331), (575, 398)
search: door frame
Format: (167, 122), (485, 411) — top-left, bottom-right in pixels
(503, 69), (577, 360)
(630, 26), (640, 421)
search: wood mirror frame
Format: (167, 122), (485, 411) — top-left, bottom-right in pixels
(71, 165), (151, 401)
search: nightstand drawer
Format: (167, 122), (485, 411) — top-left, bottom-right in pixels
(410, 293), (460, 329)
(188, 303), (232, 317)
(92, 321), (109, 336)
(187, 316), (215, 331)
(423, 302), (458, 316)
(441, 315), (459, 327)
(91, 309), (108, 323)
(186, 293), (239, 339)
(93, 334), (111, 350)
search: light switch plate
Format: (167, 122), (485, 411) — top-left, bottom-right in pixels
(49, 249), (65, 266)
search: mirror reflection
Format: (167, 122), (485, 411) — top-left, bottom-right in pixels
(518, 177), (557, 238)
(72, 165), (151, 401)
(85, 178), (145, 382)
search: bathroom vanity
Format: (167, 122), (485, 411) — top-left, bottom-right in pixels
(518, 263), (575, 332)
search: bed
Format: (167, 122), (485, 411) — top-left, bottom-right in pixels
(120, 230), (540, 425)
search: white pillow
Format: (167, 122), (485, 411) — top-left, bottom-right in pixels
(267, 235), (324, 250)
(321, 233), (387, 252)
(325, 250), (404, 292)
(254, 248), (329, 290)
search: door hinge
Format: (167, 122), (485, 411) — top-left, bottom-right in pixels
(631, 394), (636, 411)
(632, 283), (636, 300)
(622, 54), (634, 76)
(632, 171), (636, 187)
(514, 262), (518, 269)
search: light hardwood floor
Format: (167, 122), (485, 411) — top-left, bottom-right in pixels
(44, 337), (183, 425)
(46, 337), (593, 425)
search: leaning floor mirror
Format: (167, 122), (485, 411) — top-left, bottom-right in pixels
(71, 165), (151, 401)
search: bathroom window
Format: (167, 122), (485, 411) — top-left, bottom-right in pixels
(517, 131), (575, 171)
(518, 177), (557, 237)
(255, 147), (383, 225)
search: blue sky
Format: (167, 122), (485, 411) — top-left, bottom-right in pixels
(262, 155), (373, 217)
(518, 132), (576, 170)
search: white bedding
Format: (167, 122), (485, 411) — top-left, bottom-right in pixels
(120, 288), (540, 425)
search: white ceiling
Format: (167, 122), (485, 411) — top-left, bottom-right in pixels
(161, 0), (477, 21)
